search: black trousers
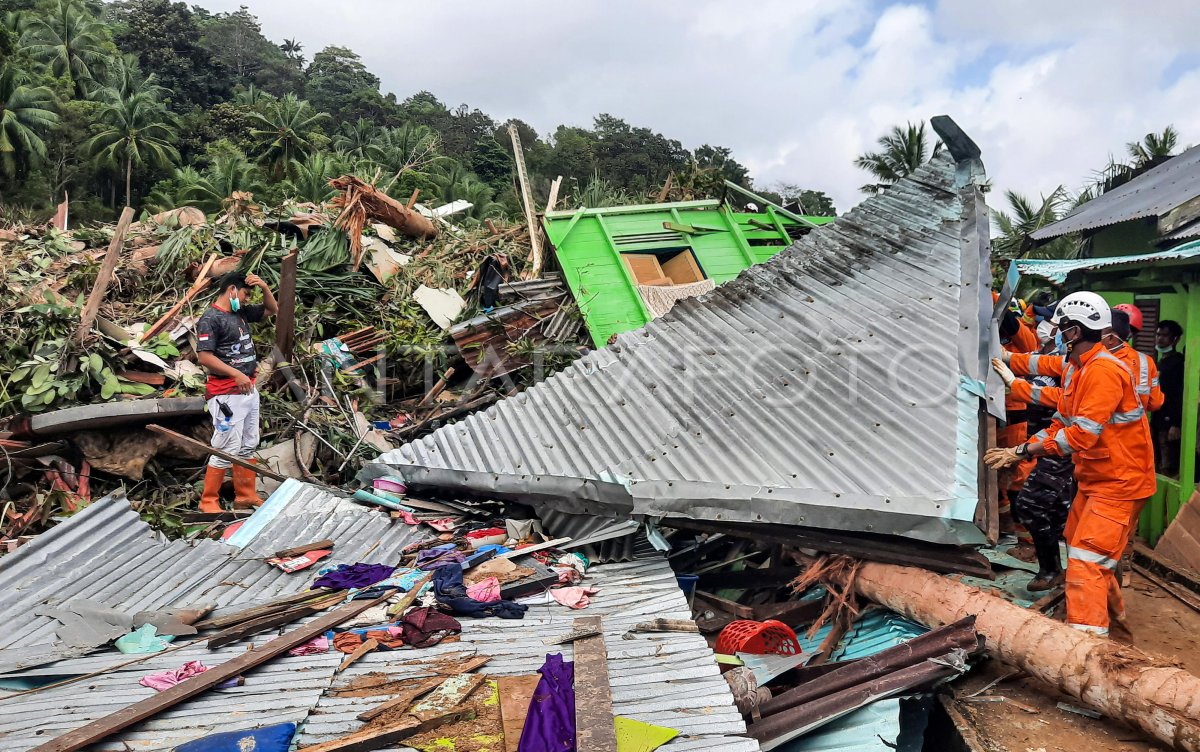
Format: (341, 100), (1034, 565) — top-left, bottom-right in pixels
(1010, 455), (1074, 543)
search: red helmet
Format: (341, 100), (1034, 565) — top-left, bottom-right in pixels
(1113, 303), (1143, 333)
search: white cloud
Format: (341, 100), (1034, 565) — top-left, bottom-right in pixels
(198, 0), (1200, 215)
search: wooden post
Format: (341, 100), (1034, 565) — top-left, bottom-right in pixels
(74, 207), (134, 345)
(146, 424), (287, 482)
(30, 590), (399, 752)
(1175, 282), (1200, 528)
(275, 251), (298, 359)
(545, 176), (563, 214)
(406, 188), (421, 210)
(572, 616), (617, 752)
(138, 253), (218, 344)
(508, 124), (543, 280)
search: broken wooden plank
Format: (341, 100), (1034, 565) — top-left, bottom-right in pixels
(29, 589), (399, 752)
(206, 591), (345, 649)
(693, 590), (755, 620)
(337, 638), (379, 674)
(628, 619), (700, 634)
(509, 124), (543, 280)
(498, 537), (572, 560)
(573, 616), (617, 752)
(409, 673), (488, 722)
(74, 207), (134, 345)
(447, 655), (492, 675)
(272, 540), (335, 560)
(297, 709), (472, 752)
(194, 589), (334, 630)
(499, 674), (541, 752)
(356, 677), (443, 722)
(146, 424), (288, 481)
(1132, 562), (1200, 615)
(139, 252), (218, 344)
(275, 250), (298, 359)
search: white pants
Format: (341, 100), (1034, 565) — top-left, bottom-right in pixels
(207, 390), (260, 469)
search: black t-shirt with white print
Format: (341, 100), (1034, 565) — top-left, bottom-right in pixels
(196, 304), (265, 377)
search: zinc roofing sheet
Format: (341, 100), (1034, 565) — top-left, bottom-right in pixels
(0, 482), (753, 751)
(373, 148), (995, 545)
(1030, 145), (1200, 241)
(1015, 239), (1200, 284)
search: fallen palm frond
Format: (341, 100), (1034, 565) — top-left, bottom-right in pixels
(329, 175), (437, 270)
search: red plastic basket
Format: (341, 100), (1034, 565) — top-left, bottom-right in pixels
(716, 619), (801, 656)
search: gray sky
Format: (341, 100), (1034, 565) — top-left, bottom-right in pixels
(202, 0), (1200, 214)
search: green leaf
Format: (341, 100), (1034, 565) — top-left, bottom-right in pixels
(11, 366), (30, 382)
(88, 353), (104, 373)
(41, 390), (55, 404)
(31, 364), (51, 388)
(100, 378), (117, 400)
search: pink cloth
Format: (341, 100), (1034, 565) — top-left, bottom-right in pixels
(140, 660), (209, 691)
(287, 636), (330, 656)
(550, 586), (599, 609)
(399, 511), (419, 525)
(466, 577), (501, 603)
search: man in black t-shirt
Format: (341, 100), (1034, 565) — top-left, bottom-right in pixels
(195, 271), (278, 512)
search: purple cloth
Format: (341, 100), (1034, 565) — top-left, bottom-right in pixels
(310, 563), (395, 590)
(416, 544), (467, 571)
(518, 653), (575, 752)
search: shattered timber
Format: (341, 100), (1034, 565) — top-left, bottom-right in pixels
(2, 116), (1200, 752)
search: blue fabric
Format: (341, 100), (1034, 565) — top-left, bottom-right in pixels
(175, 722), (296, 752)
(432, 563), (528, 619)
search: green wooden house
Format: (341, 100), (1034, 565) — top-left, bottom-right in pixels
(543, 199), (834, 347)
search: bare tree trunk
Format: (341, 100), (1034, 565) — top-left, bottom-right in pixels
(125, 156), (132, 209)
(848, 561), (1200, 751)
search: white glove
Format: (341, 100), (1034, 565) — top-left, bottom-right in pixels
(991, 357), (1016, 387)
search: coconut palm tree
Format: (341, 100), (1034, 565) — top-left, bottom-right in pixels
(430, 163), (504, 219)
(283, 152), (344, 204)
(87, 90), (180, 207)
(179, 152), (265, 213)
(333, 118), (382, 162)
(1126, 126), (1179, 169)
(0, 64), (58, 181)
(377, 122), (443, 191)
(247, 94), (329, 179)
(22, 0), (108, 96)
(232, 84), (273, 107)
(96, 54), (168, 102)
(854, 121), (942, 194)
(280, 38), (303, 65)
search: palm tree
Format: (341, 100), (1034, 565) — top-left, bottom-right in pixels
(176, 152), (264, 213)
(430, 163), (503, 219)
(854, 121), (942, 194)
(283, 152), (344, 204)
(232, 84), (273, 107)
(247, 94), (329, 179)
(23, 0), (108, 96)
(87, 91), (180, 207)
(97, 54), (168, 101)
(1126, 126), (1178, 169)
(333, 118), (382, 162)
(377, 122), (443, 191)
(0, 64), (58, 180)
(280, 38), (303, 65)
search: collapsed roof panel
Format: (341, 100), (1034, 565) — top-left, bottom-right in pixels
(375, 129), (996, 545)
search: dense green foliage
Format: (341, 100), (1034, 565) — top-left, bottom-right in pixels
(0, 0), (804, 223)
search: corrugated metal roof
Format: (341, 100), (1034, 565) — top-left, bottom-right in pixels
(795, 610), (927, 662)
(777, 699), (901, 752)
(1030, 145), (1200, 241)
(1015, 240), (1200, 284)
(371, 145), (996, 545)
(0, 483), (754, 751)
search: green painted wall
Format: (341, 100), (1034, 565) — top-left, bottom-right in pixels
(1090, 219), (1159, 257)
(546, 203), (833, 347)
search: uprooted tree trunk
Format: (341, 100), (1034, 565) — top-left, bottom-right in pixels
(842, 560), (1200, 751)
(329, 175), (437, 271)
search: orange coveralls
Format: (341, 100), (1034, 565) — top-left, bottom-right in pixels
(1010, 343), (1163, 414)
(1026, 345), (1156, 633)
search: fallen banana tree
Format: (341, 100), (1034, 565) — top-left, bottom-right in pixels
(819, 558), (1200, 751)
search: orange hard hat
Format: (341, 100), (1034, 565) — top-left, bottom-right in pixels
(1113, 303), (1143, 332)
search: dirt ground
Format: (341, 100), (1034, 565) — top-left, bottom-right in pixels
(940, 572), (1200, 752)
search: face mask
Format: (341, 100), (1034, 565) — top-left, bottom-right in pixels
(1054, 331), (1065, 354)
(229, 292), (241, 313)
(1156, 345), (1174, 355)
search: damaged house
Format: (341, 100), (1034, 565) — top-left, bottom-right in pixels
(372, 117), (1000, 546)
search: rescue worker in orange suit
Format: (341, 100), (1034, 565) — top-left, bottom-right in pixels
(195, 271), (278, 513)
(996, 300), (1040, 549)
(987, 292), (1155, 639)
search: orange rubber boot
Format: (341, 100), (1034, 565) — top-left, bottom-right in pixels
(232, 461), (264, 508)
(199, 465), (225, 513)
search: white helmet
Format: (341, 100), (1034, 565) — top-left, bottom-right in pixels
(1051, 291), (1111, 331)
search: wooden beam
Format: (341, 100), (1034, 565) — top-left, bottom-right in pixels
(509, 124), (543, 280)
(356, 677), (443, 722)
(545, 176), (563, 214)
(146, 424), (288, 482)
(194, 589), (335, 630)
(337, 638), (379, 674)
(30, 590), (399, 752)
(499, 674), (541, 752)
(497, 537), (572, 560)
(139, 252), (217, 344)
(275, 251), (298, 359)
(272, 540), (334, 560)
(573, 616), (617, 752)
(74, 206), (135, 345)
(693, 590), (755, 620)
(296, 709), (471, 752)
(206, 592), (345, 649)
